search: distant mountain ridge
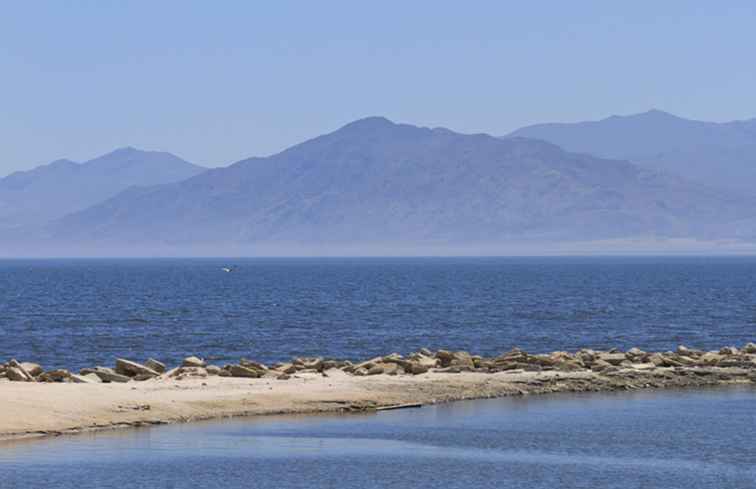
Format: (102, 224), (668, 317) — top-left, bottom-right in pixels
(49, 117), (756, 247)
(0, 147), (204, 230)
(508, 110), (756, 194)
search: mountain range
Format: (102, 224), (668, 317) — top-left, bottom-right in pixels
(509, 109), (756, 194)
(3, 111), (756, 255)
(0, 147), (203, 230)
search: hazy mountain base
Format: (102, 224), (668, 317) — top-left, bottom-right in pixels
(2, 238), (756, 258)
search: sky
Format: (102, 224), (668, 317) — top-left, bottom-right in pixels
(1, 1), (756, 175)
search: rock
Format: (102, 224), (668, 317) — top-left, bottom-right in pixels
(7, 360), (35, 381)
(276, 373), (291, 380)
(367, 365), (385, 375)
(435, 350), (454, 366)
(173, 367), (208, 379)
(70, 373), (101, 383)
(590, 359), (614, 372)
(6, 367), (32, 382)
(39, 369), (71, 382)
(206, 365), (222, 376)
(409, 363), (429, 375)
(677, 345), (703, 357)
(182, 356), (206, 368)
(217, 369), (232, 377)
(597, 353), (626, 366)
(353, 367), (368, 376)
(240, 358), (268, 371)
(20, 362), (43, 377)
(144, 358), (166, 374)
(228, 364), (263, 378)
(276, 363), (297, 374)
(93, 367), (130, 383)
(743, 342), (756, 354)
(630, 363), (656, 370)
(699, 352), (723, 365)
(720, 346), (740, 355)
(381, 363), (403, 375)
(133, 373), (157, 381)
(626, 348), (647, 361)
(449, 351), (475, 369)
(115, 359), (160, 378)
(418, 348), (433, 357)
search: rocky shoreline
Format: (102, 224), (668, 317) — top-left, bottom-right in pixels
(2, 343), (755, 442)
(4, 343), (756, 384)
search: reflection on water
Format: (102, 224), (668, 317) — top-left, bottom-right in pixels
(1, 388), (755, 488)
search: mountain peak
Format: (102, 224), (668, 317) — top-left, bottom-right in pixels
(339, 116), (396, 132)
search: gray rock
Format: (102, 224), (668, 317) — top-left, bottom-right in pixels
(70, 373), (100, 383)
(206, 365), (222, 376)
(93, 367), (130, 383)
(228, 364), (263, 378)
(39, 369), (71, 382)
(115, 358), (160, 378)
(20, 362), (43, 377)
(182, 356), (206, 368)
(144, 358), (166, 374)
(6, 366), (32, 382)
(240, 358), (268, 371)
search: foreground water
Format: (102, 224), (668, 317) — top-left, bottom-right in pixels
(2, 257), (756, 369)
(1, 387), (754, 488)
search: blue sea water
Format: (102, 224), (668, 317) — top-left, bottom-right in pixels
(1, 256), (756, 370)
(1, 387), (754, 488)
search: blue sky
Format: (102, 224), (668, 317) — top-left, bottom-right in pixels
(2, 1), (755, 173)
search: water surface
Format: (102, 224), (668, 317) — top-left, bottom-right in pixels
(2, 257), (756, 369)
(1, 388), (754, 488)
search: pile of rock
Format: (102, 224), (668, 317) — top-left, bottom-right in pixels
(3, 342), (755, 384)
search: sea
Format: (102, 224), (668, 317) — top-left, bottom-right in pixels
(1, 256), (755, 369)
(1, 257), (755, 488)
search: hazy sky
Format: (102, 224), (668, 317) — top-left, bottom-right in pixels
(2, 1), (755, 174)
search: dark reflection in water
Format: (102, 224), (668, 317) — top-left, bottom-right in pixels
(2, 256), (756, 370)
(1, 388), (755, 488)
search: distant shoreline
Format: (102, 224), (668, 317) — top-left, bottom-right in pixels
(2, 345), (755, 443)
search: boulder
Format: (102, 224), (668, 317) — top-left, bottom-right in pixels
(240, 358), (268, 371)
(409, 363), (429, 375)
(7, 359), (35, 381)
(367, 364), (385, 375)
(743, 342), (756, 354)
(698, 352), (723, 365)
(206, 365), (222, 376)
(418, 348), (433, 357)
(381, 363), (403, 375)
(93, 367), (130, 383)
(39, 369), (71, 382)
(6, 366), (32, 382)
(144, 358), (166, 374)
(276, 373), (291, 380)
(173, 367), (208, 379)
(182, 356), (206, 368)
(597, 353), (626, 366)
(70, 373), (101, 383)
(590, 359), (614, 372)
(20, 362), (43, 377)
(276, 363), (297, 374)
(626, 348), (647, 361)
(449, 351), (475, 369)
(720, 346), (740, 355)
(115, 359), (160, 378)
(228, 364), (263, 378)
(677, 345), (703, 357)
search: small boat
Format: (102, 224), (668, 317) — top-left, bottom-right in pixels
(221, 267), (234, 273)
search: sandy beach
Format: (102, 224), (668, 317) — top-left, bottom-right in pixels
(3, 361), (754, 442)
